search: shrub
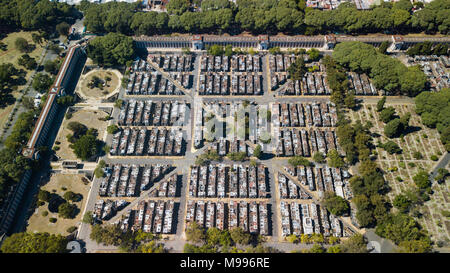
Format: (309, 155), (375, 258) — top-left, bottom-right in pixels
(430, 155), (438, 161)
(15, 37), (30, 53)
(107, 125), (119, 134)
(413, 151), (423, 159)
(41, 211), (49, 217)
(49, 217), (57, 223)
(38, 190), (51, 202)
(288, 156), (313, 167)
(66, 226), (77, 233)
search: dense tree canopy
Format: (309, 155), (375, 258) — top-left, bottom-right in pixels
(0, 232), (68, 253)
(333, 42), (427, 96)
(287, 56), (307, 80)
(87, 33), (135, 67)
(322, 191), (349, 216)
(0, 0), (79, 33)
(376, 212), (430, 249)
(32, 73), (53, 93)
(415, 88), (450, 151)
(185, 221), (206, 243)
(339, 233), (368, 253)
(70, 134), (98, 161)
(406, 42), (449, 56)
(78, 0), (450, 36)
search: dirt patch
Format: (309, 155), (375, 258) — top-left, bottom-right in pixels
(54, 109), (108, 161)
(26, 173), (90, 235)
(78, 69), (120, 99)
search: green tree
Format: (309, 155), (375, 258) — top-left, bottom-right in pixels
(339, 233), (368, 253)
(308, 243), (326, 253)
(207, 44), (225, 56)
(230, 227), (252, 245)
(70, 134), (98, 161)
(44, 60), (59, 75)
(107, 125), (119, 134)
(32, 73), (53, 92)
(397, 239), (432, 253)
(253, 144), (262, 159)
(376, 212), (429, 245)
(227, 152), (247, 161)
(63, 191), (78, 202)
(380, 140), (401, 154)
(378, 41), (390, 54)
(167, 0), (190, 15)
(18, 54), (37, 70)
(185, 221), (206, 243)
(58, 202), (77, 219)
(288, 156), (312, 167)
(88, 33), (135, 66)
(56, 22), (70, 36)
(384, 118), (402, 138)
(322, 191), (349, 216)
(94, 160), (106, 178)
(327, 245), (342, 253)
(38, 189), (51, 202)
(90, 224), (134, 247)
(67, 121), (87, 138)
(307, 48), (320, 61)
(313, 152), (326, 163)
(376, 96), (386, 112)
(435, 168), (449, 183)
(82, 211), (95, 225)
(286, 234), (299, 243)
(288, 56), (307, 80)
(393, 194), (412, 212)
(206, 227), (221, 246)
(15, 37), (30, 53)
(379, 106), (396, 123)
(0, 232), (68, 253)
(137, 241), (166, 253)
(413, 171), (430, 190)
(327, 149), (345, 168)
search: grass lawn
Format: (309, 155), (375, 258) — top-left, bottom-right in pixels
(0, 31), (45, 80)
(0, 31), (46, 130)
(26, 173), (90, 235)
(54, 109), (108, 161)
